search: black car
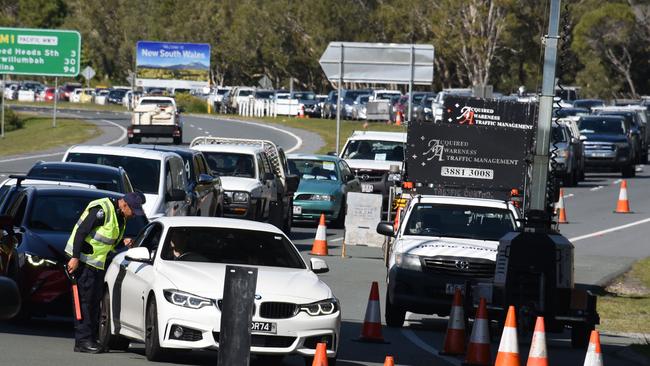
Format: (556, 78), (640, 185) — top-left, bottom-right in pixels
(595, 110), (647, 163)
(553, 107), (589, 118)
(291, 91), (319, 117)
(125, 145), (224, 217)
(579, 116), (635, 177)
(107, 89), (128, 104)
(1, 184), (148, 318)
(27, 162), (134, 194)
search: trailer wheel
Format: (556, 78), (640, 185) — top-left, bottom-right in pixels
(570, 323), (594, 349)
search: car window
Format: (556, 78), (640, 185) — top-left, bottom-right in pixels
(339, 161), (353, 180)
(191, 156), (201, 181)
(7, 194), (27, 225)
(202, 152), (255, 178)
(404, 203), (516, 241)
(165, 159), (185, 193)
(197, 154), (209, 176)
(260, 154), (273, 176)
(289, 159), (339, 181)
(342, 139), (405, 162)
(28, 195), (91, 232)
(134, 222), (163, 254)
(579, 118), (626, 135)
(161, 227), (305, 268)
(66, 153), (161, 194)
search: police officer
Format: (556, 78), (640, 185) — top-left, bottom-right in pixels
(65, 192), (145, 353)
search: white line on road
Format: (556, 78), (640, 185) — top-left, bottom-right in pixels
(570, 217), (650, 242)
(331, 237), (344, 242)
(401, 329), (461, 366)
(197, 127), (203, 131)
(189, 124), (195, 128)
(613, 179), (622, 185)
(563, 193), (574, 199)
(590, 186), (603, 192)
(0, 119), (126, 163)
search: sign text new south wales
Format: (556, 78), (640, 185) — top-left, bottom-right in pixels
(0, 27), (81, 77)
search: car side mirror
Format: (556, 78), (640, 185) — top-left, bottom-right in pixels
(285, 174), (299, 193)
(166, 188), (186, 202)
(125, 247), (152, 263)
(310, 258), (329, 274)
(197, 173), (214, 185)
(263, 172), (275, 182)
(377, 222), (395, 237)
(327, 151), (337, 156)
(0, 276), (21, 320)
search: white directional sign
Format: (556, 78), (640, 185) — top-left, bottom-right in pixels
(81, 66), (95, 80)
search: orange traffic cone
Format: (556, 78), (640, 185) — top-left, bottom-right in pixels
(463, 298), (491, 366)
(440, 288), (466, 355)
(583, 330), (603, 366)
(395, 111), (402, 126)
(556, 188), (568, 224)
(311, 342), (329, 366)
(310, 214), (328, 256)
(357, 281), (386, 343)
(383, 355), (395, 366)
(614, 180), (632, 213)
(527, 317), (548, 366)
(393, 207), (402, 231)
(495, 306), (520, 366)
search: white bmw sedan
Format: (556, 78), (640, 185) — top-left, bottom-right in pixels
(99, 217), (340, 363)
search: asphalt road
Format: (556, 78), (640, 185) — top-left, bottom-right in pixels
(0, 107), (648, 365)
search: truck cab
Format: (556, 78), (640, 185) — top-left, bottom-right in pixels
(378, 195), (521, 326)
(340, 131), (406, 202)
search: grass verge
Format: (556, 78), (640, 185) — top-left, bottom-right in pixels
(597, 257), (650, 334)
(226, 114), (406, 153)
(0, 114), (99, 157)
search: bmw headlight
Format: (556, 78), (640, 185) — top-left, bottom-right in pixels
(300, 298), (339, 316)
(229, 191), (249, 203)
(24, 252), (57, 267)
(310, 194), (333, 201)
(395, 253), (422, 271)
(163, 289), (214, 309)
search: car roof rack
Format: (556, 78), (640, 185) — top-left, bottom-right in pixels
(190, 136), (286, 179)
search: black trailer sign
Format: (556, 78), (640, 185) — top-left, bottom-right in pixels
(406, 96), (537, 197)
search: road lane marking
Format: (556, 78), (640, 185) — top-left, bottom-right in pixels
(331, 237), (343, 242)
(191, 115), (303, 153)
(590, 186), (603, 192)
(613, 179), (622, 185)
(190, 124), (195, 128)
(401, 329), (461, 366)
(570, 217), (650, 242)
(0, 119), (126, 163)
(563, 193), (574, 199)
(197, 127), (203, 131)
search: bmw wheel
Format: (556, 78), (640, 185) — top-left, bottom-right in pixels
(99, 290), (130, 351)
(145, 298), (166, 361)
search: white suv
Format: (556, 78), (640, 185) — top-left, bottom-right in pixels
(63, 146), (190, 219)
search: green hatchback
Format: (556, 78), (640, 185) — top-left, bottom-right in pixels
(288, 154), (361, 227)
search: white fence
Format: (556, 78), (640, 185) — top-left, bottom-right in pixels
(237, 98), (301, 117)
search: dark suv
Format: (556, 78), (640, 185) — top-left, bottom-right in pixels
(595, 108), (648, 163)
(579, 116), (635, 177)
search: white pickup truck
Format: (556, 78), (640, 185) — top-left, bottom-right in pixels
(377, 195), (521, 326)
(128, 96), (183, 144)
(190, 137), (298, 233)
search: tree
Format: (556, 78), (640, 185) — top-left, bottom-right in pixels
(573, 3), (639, 97)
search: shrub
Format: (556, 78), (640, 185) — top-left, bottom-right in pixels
(3, 107), (23, 131)
(174, 93), (207, 114)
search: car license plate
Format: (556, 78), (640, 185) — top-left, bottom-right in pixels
(293, 205), (302, 215)
(445, 283), (465, 295)
(361, 184), (374, 193)
(251, 321), (276, 334)
(133, 129), (141, 133)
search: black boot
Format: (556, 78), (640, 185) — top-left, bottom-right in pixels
(74, 341), (104, 354)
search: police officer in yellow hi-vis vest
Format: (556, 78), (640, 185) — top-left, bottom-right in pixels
(65, 192), (145, 353)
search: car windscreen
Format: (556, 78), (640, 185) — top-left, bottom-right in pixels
(161, 227), (305, 268)
(293, 92), (315, 100)
(139, 99), (173, 107)
(342, 140), (405, 161)
(598, 112), (636, 127)
(238, 90), (254, 97)
(27, 167), (122, 193)
(404, 203), (516, 241)
(28, 194), (147, 234)
(375, 93), (399, 100)
(579, 118), (625, 135)
(344, 91), (368, 101)
(552, 126), (568, 143)
(358, 96), (370, 104)
(66, 153), (160, 194)
(254, 91), (274, 99)
(202, 152), (255, 178)
(288, 159), (339, 181)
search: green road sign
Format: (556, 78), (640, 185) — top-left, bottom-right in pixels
(0, 27), (80, 77)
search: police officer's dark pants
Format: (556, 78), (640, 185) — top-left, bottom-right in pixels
(73, 263), (105, 345)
